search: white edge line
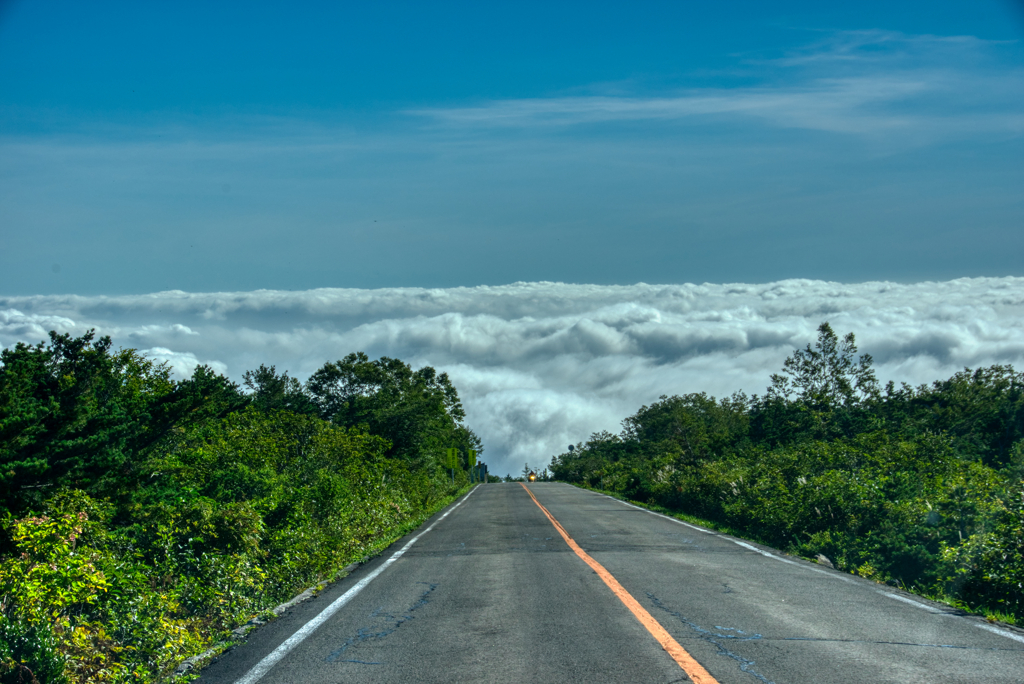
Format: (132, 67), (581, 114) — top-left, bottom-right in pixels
(233, 487), (478, 684)
(589, 488), (1024, 647)
(881, 592), (943, 613)
(975, 622), (1024, 645)
(596, 491), (854, 582)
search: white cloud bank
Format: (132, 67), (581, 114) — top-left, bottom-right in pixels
(3, 278), (1024, 476)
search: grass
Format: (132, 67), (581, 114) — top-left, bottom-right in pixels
(911, 589), (1019, 626)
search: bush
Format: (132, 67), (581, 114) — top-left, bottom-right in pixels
(0, 615), (66, 684)
(942, 484), (1024, 616)
(0, 409), (471, 681)
(549, 332), (1024, 621)
(0, 334), (482, 679)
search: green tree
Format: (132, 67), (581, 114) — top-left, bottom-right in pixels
(752, 323), (878, 443)
(549, 431), (623, 486)
(0, 331), (173, 512)
(242, 364), (316, 415)
(905, 366), (1024, 467)
(305, 353), (480, 464)
(621, 392), (749, 466)
(767, 322), (878, 408)
(0, 331), (246, 513)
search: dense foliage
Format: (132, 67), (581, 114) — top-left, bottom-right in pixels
(0, 332), (480, 682)
(551, 323), (1024, 621)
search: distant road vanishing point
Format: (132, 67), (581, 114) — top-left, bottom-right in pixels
(198, 483), (1024, 684)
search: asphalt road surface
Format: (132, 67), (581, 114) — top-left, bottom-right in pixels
(197, 483), (1024, 683)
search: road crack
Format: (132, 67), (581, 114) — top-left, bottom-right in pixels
(647, 593), (775, 684)
(325, 582), (438, 664)
(780, 636), (1022, 651)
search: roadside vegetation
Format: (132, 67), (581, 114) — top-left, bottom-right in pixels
(551, 323), (1024, 624)
(0, 332), (481, 683)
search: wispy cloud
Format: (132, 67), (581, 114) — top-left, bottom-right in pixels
(2, 28), (1021, 296)
(767, 29), (1005, 67)
(410, 81), (930, 133)
(3, 278), (1024, 476)
(410, 30), (1024, 140)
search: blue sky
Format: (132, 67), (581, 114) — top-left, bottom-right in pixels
(2, 1), (1024, 472)
(1, 0), (1023, 294)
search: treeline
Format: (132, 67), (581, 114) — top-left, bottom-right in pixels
(551, 323), (1024, 622)
(0, 331), (481, 683)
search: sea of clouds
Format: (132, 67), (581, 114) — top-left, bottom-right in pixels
(3, 278), (1023, 477)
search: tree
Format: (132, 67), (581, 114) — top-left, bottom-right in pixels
(305, 353), (479, 464)
(749, 323), (878, 444)
(549, 431), (623, 485)
(242, 364), (316, 415)
(621, 392), (749, 465)
(767, 323), (878, 409)
(0, 331), (173, 511)
(0, 331), (246, 513)
(899, 365), (1024, 467)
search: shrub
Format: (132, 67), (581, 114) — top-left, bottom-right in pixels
(942, 484), (1024, 616)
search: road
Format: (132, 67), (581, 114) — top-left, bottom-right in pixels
(197, 483), (1024, 683)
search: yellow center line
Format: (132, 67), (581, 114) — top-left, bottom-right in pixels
(520, 483), (720, 684)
